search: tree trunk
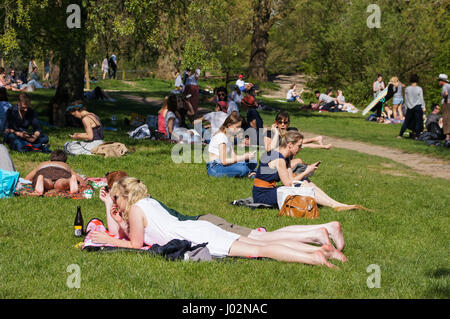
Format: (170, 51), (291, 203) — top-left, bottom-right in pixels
(248, 0), (272, 83)
(49, 2), (86, 126)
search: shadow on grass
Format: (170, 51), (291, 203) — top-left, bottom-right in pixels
(426, 268), (450, 278)
(423, 268), (450, 298)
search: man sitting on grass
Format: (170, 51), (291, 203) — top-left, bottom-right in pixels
(3, 93), (50, 153)
(24, 149), (86, 196)
(313, 89), (340, 112)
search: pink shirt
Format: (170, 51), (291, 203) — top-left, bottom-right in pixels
(158, 110), (167, 135)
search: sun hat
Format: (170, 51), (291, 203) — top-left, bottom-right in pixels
(438, 74), (449, 83)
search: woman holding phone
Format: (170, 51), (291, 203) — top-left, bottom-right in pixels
(253, 130), (369, 211)
(206, 113), (257, 178)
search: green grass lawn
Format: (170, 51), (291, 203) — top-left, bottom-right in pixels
(1, 79), (449, 298)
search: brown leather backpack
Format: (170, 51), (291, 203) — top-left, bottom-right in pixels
(278, 195), (319, 219)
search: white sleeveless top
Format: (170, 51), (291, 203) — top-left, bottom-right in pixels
(135, 198), (240, 257)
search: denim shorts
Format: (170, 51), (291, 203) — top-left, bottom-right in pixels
(286, 97), (296, 102)
(393, 97), (403, 105)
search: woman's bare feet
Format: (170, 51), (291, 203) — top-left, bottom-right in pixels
(316, 228), (333, 247)
(312, 251), (337, 269)
(320, 244), (348, 263)
(325, 222), (345, 251)
(69, 175), (79, 194)
(333, 204), (373, 212)
(32, 175), (45, 195)
(323, 144), (333, 150)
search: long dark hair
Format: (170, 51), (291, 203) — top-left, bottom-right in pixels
(167, 94), (182, 122)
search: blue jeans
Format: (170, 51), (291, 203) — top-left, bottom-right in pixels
(206, 160), (257, 178)
(4, 132), (50, 152)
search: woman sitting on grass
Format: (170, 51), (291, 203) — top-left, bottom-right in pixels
(64, 102), (104, 155)
(265, 111), (332, 152)
(254, 130), (370, 212)
(165, 94), (199, 143)
(286, 84), (304, 104)
(24, 150), (86, 195)
(90, 177), (346, 268)
(206, 113), (257, 178)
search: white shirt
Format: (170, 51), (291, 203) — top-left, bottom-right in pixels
(227, 101), (239, 115)
(236, 79), (245, 88)
(208, 132), (233, 160)
(102, 58), (109, 70)
(136, 197), (240, 257)
(286, 89), (295, 100)
(230, 91), (243, 104)
(203, 112), (228, 136)
(319, 93), (334, 104)
(165, 111), (180, 136)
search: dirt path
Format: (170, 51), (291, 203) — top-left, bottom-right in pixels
(263, 74), (311, 99)
(302, 132), (450, 180)
(119, 92), (450, 180)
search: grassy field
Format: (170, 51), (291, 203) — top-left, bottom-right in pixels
(0, 79), (449, 298)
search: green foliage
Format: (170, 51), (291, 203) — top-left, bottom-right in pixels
(269, 0), (449, 106)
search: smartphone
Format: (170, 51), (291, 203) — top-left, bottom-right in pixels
(315, 161), (322, 167)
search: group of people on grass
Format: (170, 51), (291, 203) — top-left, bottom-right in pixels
(0, 89), (106, 155)
(368, 73), (449, 142)
(2, 69), (449, 269)
(0, 66), (45, 92)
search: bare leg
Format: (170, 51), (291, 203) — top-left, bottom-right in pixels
(248, 227), (332, 247)
(302, 143), (333, 150)
(33, 175), (53, 195)
(228, 240), (336, 268)
(54, 175), (79, 193)
(271, 221), (345, 251)
(393, 104), (398, 119)
(302, 181), (350, 208)
(239, 236), (347, 262)
(303, 136), (332, 149)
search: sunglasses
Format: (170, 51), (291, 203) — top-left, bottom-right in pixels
(218, 93), (226, 97)
(277, 120), (289, 125)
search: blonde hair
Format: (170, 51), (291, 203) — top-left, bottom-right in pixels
(390, 76), (399, 84)
(280, 130), (304, 148)
(110, 177), (148, 222)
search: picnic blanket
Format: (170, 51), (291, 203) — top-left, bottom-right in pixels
(16, 183), (94, 199)
(81, 219), (212, 261)
(230, 197), (276, 209)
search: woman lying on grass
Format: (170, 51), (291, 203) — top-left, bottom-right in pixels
(100, 170), (346, 251)
(90, 177), (347, 267)
(254, 130), (370, 212)
(24, 150), (86, 195)
(265, 111), (332, 152)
